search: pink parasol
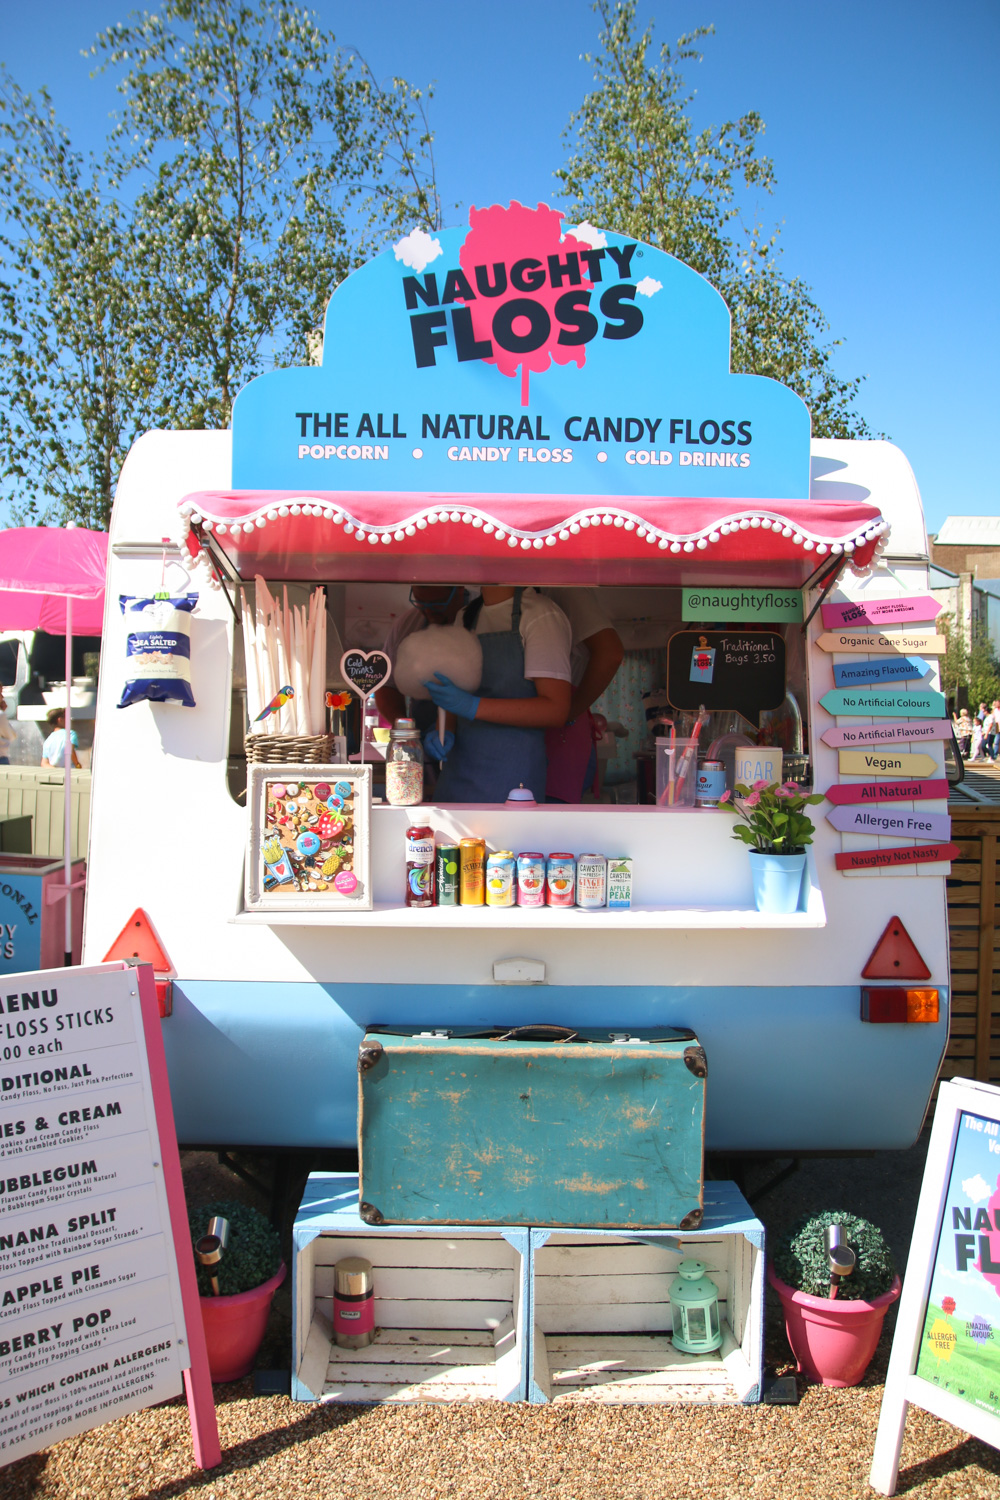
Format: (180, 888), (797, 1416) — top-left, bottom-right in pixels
(0, 526), (109, 964)
(0, 527), (107, 632)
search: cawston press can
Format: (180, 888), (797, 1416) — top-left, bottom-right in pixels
(486, 851), (516, 907)
(696, 759), (726, 808)
(546, 853), (576, 907)
(516, 852), (546, 907)
(576, 854), (608, 908)
(607, 857), (633, 910)
(459, 837), (486, 905)
(435, 843), (460, 906)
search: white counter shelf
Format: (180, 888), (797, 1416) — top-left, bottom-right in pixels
(231, 893), (825, 929)
(238, 800), (826, 928)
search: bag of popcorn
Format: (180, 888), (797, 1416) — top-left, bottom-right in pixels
(118, 593), (198, 708)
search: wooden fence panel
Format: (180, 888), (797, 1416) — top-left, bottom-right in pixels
(945, 801), (1000, 1090)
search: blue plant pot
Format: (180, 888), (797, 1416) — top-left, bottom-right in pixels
(748, 851), (806, 914)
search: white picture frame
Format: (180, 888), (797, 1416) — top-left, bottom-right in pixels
(244, 763), (372, 912)
(870, 1077), (1000, 1494)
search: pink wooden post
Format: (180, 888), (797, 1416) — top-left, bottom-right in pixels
(133, 961), (222, 1469)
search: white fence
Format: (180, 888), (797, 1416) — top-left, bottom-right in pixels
(0, 766), (91, 860)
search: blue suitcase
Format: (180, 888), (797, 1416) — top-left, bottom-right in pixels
(358, 1024), (706, 1230)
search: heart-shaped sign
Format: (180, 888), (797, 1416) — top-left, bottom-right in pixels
(340, 649), (391, 700)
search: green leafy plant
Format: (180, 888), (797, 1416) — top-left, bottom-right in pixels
(557, 0), (877, 439)
(719, 779), (824, 854)
(773, 1210), (896, 1302)
(190, 1199), (281, 1298)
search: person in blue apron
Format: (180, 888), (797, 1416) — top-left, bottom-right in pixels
(424, 586), (572, 803)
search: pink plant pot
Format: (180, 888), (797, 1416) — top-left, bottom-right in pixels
(768, 1266), (901, 1387)
(199, 1262), (286, 1382)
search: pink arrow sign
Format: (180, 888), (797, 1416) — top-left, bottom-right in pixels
(825, 778), (949, 806)
(827, 806), (952, 840)
(835, 842), (959, 871)
(821, 720), (952, 748)
(821, 595), (941, 628)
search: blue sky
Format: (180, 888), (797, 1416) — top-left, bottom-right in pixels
(1, 0), (997, 534)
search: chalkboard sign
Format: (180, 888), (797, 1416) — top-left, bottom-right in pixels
(340, 650), (391, 700)
(666, 631), (785, 725)
(871, 1078), (1000, 1493)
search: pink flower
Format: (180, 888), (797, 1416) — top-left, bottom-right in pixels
(752, 779), (771, 791)
(743, 791), (762, 808)
(781, 780), (799, 790)
(775, 784), (797, 798)
(718, 790), (731, 804)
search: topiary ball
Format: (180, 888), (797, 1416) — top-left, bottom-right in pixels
(772, 1209), (896, 1302)
(190, 1199), (281, 1298)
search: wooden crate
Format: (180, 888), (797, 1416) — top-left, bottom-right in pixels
(528, 1181), (763, 1405)
(293, 1174), (529, 1403)
(945, 803), (1000, 1092)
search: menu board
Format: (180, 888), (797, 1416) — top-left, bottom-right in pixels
(871, 1078), (1000, 1493)
(0, 965), (210, 1470)
(666, 631), (785, 724)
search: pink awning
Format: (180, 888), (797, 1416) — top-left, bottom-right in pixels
(180, 490), (888, 587)
(0, 527), (108, 633)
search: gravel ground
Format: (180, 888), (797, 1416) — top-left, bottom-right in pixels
(2, 1143), (999, 1500)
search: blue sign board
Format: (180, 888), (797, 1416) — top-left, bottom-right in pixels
(0, 871), (42, 974)
(820, 688), (947, 718)
(232, 202), (811, 500)
(833, 657), (929, 687)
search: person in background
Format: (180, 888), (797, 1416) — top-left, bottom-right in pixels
(376, 584), (468, 728)
(542, 589), (624, 802)
(969, 714), (986, 763)
(0, 693), (14, 765)
(41, 707), (80, 769)
(954, 708), (973, 759)
(986, 700), (1000, 764)
(976, 701), (988, 725)
(425, 585), (572, 803)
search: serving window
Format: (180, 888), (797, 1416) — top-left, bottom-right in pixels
(226, 577), (812, 809)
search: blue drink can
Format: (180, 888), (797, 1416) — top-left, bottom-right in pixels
(696, 760), (726, 808)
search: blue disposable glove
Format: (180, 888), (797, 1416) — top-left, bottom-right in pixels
(423, 673), (480, 720)
(423, 727), (455, 762)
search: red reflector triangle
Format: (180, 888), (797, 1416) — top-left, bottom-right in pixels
(102, 908), (172, 974)
(862, 915), (931, 980)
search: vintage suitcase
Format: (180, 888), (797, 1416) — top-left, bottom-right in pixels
(358, 1024), (706, 1230)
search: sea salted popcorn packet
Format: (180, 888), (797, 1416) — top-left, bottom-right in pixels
(118, 593), (198, 707)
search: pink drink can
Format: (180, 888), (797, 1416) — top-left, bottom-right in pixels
(546, 853), (576, 907)
(517, 852), (546, 907)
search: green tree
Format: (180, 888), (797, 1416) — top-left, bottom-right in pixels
(558, 1), (874, 438)
(940, 612), (1000, 711)
(0, 81), (162, 527)
(0, 0), (440, 528)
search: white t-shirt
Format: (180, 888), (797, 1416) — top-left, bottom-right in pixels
(473, 589), (572, 682)
(544, 589), (615, 686)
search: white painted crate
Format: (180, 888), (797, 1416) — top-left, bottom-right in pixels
(528, 1181), (764, 1404)
(293, 1174), (529, 1403)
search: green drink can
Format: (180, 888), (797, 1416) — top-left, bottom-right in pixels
(435, 844), (460, 905)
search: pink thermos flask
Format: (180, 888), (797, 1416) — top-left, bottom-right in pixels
(333, 1255), (375, 1348)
